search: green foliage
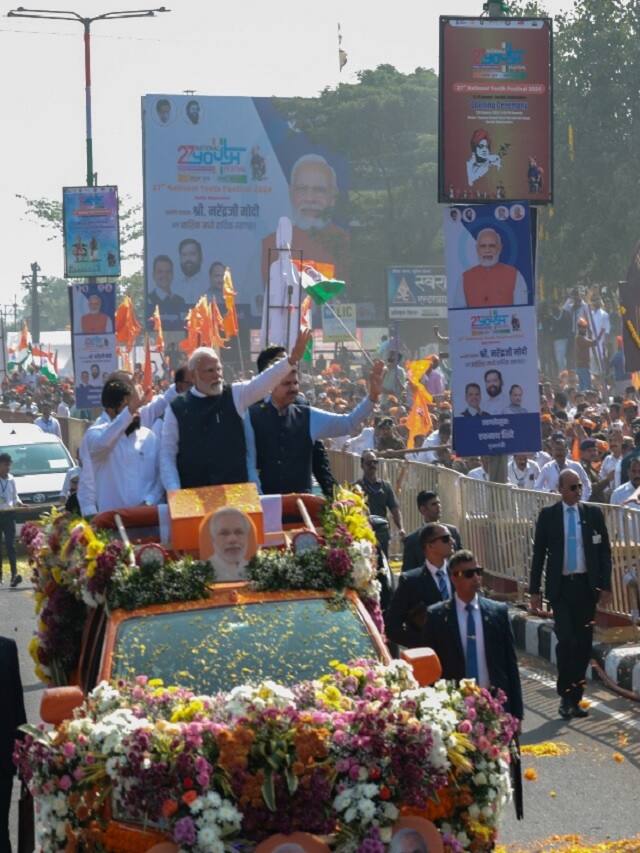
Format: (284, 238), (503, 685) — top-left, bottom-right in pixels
(275, 65), (441, 303)
(509, 0), (640, 293)
(107, 557), (215, 612)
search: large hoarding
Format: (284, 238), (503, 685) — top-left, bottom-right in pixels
(387, 266), (447, 320)
(70, 282), (117, 409)
(142, 95), (349, 336)
(438, 17), (552, 204)
(444, 201), (541, 457)
(63, 186), (121, 278)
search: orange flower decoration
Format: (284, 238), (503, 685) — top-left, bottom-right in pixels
(524, 768), (538, 781)
(162, 799), (178, 818)
(182, 790), (198, 806)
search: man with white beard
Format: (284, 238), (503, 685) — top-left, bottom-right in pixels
(160, 329), (310, 490)
(453, 227), (528, 309)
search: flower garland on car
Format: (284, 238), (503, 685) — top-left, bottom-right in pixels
(248, 486), (384, 632)
(15, 659), (518, 853)
(21, 510), (214, 686)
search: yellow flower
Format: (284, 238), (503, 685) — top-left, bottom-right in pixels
(170, 699), (205, 722)
(51, 567), (62, 584)
(468, 821), (492, 841)
(28, 636), (40, 663)
(148, 678), (164, 687)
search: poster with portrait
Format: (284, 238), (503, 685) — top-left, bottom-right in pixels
(444, 202), (540, 456)
(142, 95), (349, 334)
(199, 507), (258, 582)
(438, 17), (553, 204)
(63, 186), (121, 278)
(70, 282), (117, 409)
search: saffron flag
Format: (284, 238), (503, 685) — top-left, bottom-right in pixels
(115, 296), (142, 349)
(211, 300), (227, 349)
(405, 358), (434, 447)
(179, 308), (199, 353)
(149, 305), (165, 353)
(222, 268), (239, 338)
(7, 320), (33, 373)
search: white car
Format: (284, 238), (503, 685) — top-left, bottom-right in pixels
(0, 423), (74, 515)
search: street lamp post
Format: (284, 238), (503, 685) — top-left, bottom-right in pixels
(7, 6), (170, 187)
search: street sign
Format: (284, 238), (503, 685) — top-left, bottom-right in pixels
(387, 266), (447, 319)
(322, 303), (356, 342)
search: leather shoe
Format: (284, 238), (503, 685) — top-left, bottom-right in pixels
(572, 703), (589, 718)
(558, 699), (573, 719)
(10, 574), (22, 588)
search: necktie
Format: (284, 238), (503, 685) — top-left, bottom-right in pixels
(566, 506), (578, 573)
(465, 604), (480, 680)
(435, 569), (449, 600)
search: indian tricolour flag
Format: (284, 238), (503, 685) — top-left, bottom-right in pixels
(296, 260), (345, 305)
(32, 346), (58, 383)
(7, 321), (33, 372)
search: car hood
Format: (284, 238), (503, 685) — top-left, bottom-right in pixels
(15, 472), (66, 495)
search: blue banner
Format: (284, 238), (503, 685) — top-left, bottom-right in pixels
(63, 186), (121, 278)
(387, 266), (447, 320)
(444, 201), (540, 457)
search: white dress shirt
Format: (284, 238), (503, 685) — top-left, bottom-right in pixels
(175, 272), (209, 306)
(34, 415), (62, 438)
(455, 594), (490, 689)
(420, 430), (442, 463)
(139, 384), (178, 430)
(0, 474), (20, 509)
(344, 426), (375, 455)
(507, 458), (540, 488)
(561, 501), (586, 575)
(160, 357), (294, 492)
(610, 481), (640, 508)
(57, 402), (71, 418)
(534, 450), (551, 469)
(77, 424), (100, 516)
(483, 393), (508, 415)
(85, 408), (163, 511)
(468, 466), (489, 481)
(599, 453), (619, 482)
(426, 558), (451, 598)
(534, 459), (591, 500)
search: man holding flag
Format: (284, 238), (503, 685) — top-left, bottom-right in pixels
(245, 348), (384, 496)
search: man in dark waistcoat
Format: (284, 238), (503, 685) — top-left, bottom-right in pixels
(246, 347), (383, 495)
(160, 330), (311, 490)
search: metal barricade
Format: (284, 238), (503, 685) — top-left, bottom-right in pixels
(327, 449), (639, 621)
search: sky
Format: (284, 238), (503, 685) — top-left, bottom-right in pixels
(0, 0), (574, 312)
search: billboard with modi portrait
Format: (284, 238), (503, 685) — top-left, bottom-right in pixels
(141, 95), (349, 337)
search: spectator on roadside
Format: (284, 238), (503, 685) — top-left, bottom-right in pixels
(0, 635), (27, 852)
(355, 450), (405, 556)
(402, 490), (462, 571)
(34, 401), (62, 438)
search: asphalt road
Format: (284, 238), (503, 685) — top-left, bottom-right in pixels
(4, 581), (640, 851)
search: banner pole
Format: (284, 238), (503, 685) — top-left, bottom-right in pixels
(322, 302), (374, 366)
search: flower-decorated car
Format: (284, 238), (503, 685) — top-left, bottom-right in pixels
(16, 488), (519, 852)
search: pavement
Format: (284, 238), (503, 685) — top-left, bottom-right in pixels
(509, 606), (640, 696)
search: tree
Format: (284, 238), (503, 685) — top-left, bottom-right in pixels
(15, 193), (144, 331)
(509, 0), (640, 294)
(275, 65), (442, 306)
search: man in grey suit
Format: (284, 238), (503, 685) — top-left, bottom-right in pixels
(529, 469), (612, 719)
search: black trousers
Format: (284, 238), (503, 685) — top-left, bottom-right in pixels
(552, 574), (597, 701)
(0, 773), (12, 853)
(0, 515), (16, 579)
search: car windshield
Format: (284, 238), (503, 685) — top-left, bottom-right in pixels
(0, 442), (71, 476)
(111, 597), (380, 693)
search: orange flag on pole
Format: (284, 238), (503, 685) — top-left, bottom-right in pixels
(18, 319), (31, 352)
(211, 299), (227, 349)
(405, 358), (434, 447)
(143, 334), (153, 392)
(179, 308), (199, 353)
(149, 305), (165, 353)
(115, 296), (142, 349)
(222, 268), (239, 338)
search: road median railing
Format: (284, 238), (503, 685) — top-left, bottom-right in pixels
(328, 450), (640, 623)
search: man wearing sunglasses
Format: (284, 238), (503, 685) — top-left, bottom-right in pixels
(422, 550), (523, 720)
(385, 522), (454, 648)
(529, 469), (612, 720)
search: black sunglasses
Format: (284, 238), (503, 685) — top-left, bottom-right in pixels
(453, 567), (484, 579)
(429, 533), (452, 544)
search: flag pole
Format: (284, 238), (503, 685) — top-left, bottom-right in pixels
(322, 302), (374, 366)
